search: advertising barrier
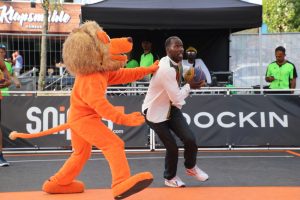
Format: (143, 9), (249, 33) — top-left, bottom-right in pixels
(1, 96), (149, 149)
(1, 95), (300, 149)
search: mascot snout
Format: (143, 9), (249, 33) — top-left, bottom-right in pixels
(109, 37), (133, 62)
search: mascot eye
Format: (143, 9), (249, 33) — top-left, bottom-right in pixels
(97, 31), (110, 44)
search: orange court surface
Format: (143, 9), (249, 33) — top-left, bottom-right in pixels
(1, 187), (300, 200)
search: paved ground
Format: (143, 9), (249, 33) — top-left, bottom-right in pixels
(0, 150), (300, 200)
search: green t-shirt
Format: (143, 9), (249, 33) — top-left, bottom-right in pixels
(140, 53), (154, 81)
(125, 59), (139, 68)
(266, 61), (295, 89)
(140, 52), (154, 67)
(1, 61), (12, 96)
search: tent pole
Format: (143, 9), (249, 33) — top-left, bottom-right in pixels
(259, 26), (263, 94)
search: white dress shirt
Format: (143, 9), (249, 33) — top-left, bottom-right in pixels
(142, 56), (190, 123)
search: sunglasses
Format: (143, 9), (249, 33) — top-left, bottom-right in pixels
(186, 51), (197, 55)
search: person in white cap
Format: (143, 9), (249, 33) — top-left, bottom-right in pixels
(182, 46), (212, 85)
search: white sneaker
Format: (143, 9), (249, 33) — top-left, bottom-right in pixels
(186, 165), (209, 181)
(164, 176), (186, 188)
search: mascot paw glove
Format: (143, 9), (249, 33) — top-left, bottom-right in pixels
(147, 60), (159, 73)
(119, 112), (145, 126)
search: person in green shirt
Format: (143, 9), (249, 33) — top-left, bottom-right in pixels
(0, 44), (12, 167)
(265, 46), (297, 94)
(125, 52), (139, 69)
(124, 52), (139, 86)
(0, 45), (21, 96)
(139, 38), (158, 82)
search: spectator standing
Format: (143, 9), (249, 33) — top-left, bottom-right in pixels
(0, 47), (12, 167)
(0, 45), (21, 96)
(265, 46), (297, 94)
(142, 36), (208, 187)
(12, 50), (23, 77)
(182, 46), (212, 85)
(139, 37), (158, 81)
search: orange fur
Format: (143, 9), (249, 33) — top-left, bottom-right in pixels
(9, 21), (158, 199)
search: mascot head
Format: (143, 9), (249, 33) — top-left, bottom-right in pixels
(63, 21), (133, 75)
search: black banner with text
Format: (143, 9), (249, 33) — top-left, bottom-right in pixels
(1, 95), (300, 149)
(1, 96), (149, 149)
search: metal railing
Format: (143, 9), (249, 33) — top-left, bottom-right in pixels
(3, 88), (300, 96)
(0, 33), (68, 90)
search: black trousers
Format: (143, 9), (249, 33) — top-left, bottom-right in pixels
(0, 99), (1, 121)
(145, 106), (198, 180)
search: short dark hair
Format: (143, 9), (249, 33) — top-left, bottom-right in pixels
(275, 46), (286, 54)
(165, 36), (180, 49)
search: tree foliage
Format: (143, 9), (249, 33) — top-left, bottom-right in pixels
(38, 0), (61, 91)
(263, 0), (300, 32)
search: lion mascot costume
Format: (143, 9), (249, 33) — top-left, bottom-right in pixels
(9, 21), (158, 199)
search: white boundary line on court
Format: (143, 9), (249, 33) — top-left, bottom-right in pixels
(7, 155), (295, 163)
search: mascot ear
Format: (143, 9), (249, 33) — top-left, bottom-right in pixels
(97, 31), (110, 44)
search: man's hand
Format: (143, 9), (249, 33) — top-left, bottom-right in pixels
(12, 52), (16, 59)
(266, 76), (275, 82)
(188, 79), (206, 89)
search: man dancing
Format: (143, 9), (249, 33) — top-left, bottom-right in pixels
(142, 36), (209, 187)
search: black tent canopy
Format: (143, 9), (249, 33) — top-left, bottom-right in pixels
(81, 0), (262, 73)
(81, 0), (262, 30)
